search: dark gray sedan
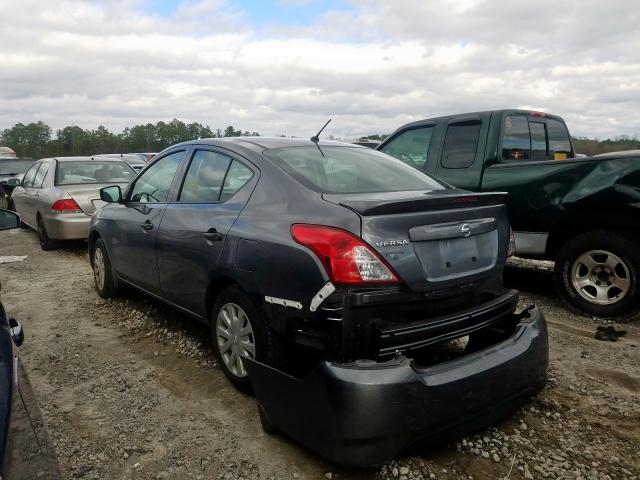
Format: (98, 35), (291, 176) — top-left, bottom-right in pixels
(88, 137), (547, 466)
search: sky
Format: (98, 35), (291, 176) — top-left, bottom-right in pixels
(1, 0), (639, 139)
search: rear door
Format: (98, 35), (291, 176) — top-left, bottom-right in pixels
(109, 150), (185, 293)
(157, 148), (258, 317)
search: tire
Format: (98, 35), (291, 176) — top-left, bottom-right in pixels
(554, 231), (640, 320)
(37, 215), (57, 251)
(211, 286), (287, 392)
(92, 238), (119, 298)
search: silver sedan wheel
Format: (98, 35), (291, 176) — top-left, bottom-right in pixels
(216, 303), (255, 378)
(571, 250), (631, 305)
(93, 247), (105, 291)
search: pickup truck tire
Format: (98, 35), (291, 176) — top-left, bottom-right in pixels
(211, 286), (287, 392)
(554, 231), (640, 319)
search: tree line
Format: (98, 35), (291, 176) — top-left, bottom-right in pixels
(2, 119), (639, 159)
(0, 120), (260, 158)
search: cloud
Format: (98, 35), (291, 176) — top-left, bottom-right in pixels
(0, 0), (639, 139)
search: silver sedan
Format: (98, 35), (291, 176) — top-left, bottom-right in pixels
(11, 157), (136, 250)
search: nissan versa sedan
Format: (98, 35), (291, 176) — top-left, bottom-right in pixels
(89, 137), (548, 466)
(11, 157), (136, 250)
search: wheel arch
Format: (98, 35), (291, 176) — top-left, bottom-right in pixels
(205, 275), (243, 324)
(546, 208), (640, 258)
(87, 229), (101, 266)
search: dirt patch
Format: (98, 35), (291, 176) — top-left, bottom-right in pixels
(1, 231), (638, 480)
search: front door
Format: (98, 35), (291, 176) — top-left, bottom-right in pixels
(157, 149), (257, 317)
(111, 150), (185, 293)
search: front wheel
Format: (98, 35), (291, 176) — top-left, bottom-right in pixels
(554, 231), (640, 320)
(211, 286), (287, 392)
(92, 238), (119, 298)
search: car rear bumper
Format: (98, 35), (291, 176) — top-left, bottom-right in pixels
(246, 305), (548, 467)
(43, 213), (91, 240)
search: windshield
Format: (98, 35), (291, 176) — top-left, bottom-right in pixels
(0, 160), (35, 175)
(265, 146), (446, 194)
(55, 161), (136, 186)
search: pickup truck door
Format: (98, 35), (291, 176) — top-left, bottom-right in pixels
(431, 113), (491, 191)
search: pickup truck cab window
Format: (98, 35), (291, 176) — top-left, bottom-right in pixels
(379, 126), (433, 168)
(547, 118), (572, 160)
(529, 122), (547, 160)
(129, 151), (183, 203)
(441, 122), (481, 169)
(502, 115), (531, 160)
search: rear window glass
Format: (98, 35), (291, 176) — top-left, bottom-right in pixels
(547, 119), (572, 159)
(529, 122), (547, 160)
(502, 116), (530, 160)
(380, 126), (433, 168)
(0, 160), (35, 175)
(56, 161), (136, 185)
(266, 146), (445, 194)
(441, 122), (480, 168)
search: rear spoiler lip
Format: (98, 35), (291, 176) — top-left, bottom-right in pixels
(323, 191), (509, 216)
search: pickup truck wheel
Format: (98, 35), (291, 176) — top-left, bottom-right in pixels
(211, 286), (287, 392)
(554, 231), (640, 319)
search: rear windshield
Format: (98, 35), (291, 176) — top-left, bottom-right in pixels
(0, 160), (35, 175)
(55, 161), (136, 185)
(266, 146), (446, 194)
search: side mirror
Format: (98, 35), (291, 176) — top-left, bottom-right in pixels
(100, 185), (122, 203)
(0, 209), (20, 230)
(7, 178), (20, 187)
(9, 318), (24, 347)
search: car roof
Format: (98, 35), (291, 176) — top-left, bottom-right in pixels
(174, 136), (365, 152)
(42, 156), (130, 163)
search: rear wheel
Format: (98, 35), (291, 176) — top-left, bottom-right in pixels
(211, 286), (286, 392)
(92, 238), (119, 298)
(37, 215), (57, 251)
(554, 231), (640, 320)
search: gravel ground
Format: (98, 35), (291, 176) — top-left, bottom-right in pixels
(0, 228), (638, 480)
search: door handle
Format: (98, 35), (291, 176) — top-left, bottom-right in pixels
(140, 220), (154, 231)
(202, 228), (223, 242)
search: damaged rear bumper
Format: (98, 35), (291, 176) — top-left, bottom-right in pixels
(245, 305), (548, 467)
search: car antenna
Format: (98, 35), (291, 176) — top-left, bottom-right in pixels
(311, 118), (331, 157)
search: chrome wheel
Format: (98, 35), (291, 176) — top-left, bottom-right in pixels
(571, 250), (631, 305)
(216, 303), (255, 378)
(93, 247), (105, 291)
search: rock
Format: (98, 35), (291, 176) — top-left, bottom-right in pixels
(324, 473), (333, 479)
(481, 451), (490, 459)
(399, 466), (410, 475)
(492, 454), (500, 462)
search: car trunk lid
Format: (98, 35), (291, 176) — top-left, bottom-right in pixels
(59, 183), (130, 215)
(322, 190), (510, 292)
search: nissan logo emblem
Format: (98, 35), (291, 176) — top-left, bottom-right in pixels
(461, 224), (471, 237)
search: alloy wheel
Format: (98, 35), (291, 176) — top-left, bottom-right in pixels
(571, 250), (631, 305)
(215, 303), (255, 378)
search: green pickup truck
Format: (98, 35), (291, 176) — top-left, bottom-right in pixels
(378, 109), (640, 319)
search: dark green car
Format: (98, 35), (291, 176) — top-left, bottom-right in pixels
(379, 109), (640, 319)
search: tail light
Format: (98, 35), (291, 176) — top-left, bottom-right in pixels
(508, 227), (517, 257)
(51, 198), (82, 213)
(291, 224), (400, 284)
